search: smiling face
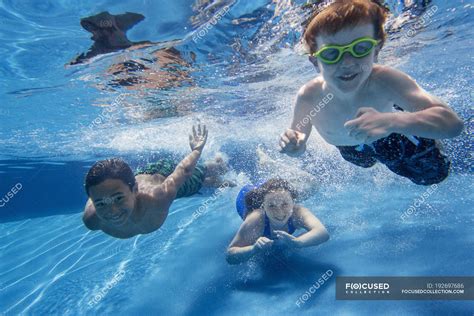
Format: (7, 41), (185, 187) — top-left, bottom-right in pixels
(311, 23), (379, 94)
(88, 179), (137, 226)
(262, 190), (294, 224)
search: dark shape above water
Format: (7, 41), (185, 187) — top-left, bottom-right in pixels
(68, 11), (152, 65)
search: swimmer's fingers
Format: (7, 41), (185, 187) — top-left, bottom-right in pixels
(274, 230), (294, 240)
(258, 236), (272, 244)
(197, 123), (206, 137)
(281, 129), (297, 144)
(281, 133), (291, 144)
(255, 237), (273, 250)
(202, 125), (208, 140)
(355, 107), (377, 118)
(280, 129), (305, 151)
(274, 230), (297, 246)
(255, 240), (265, 250)
(279, 137), (289, 150)
(195, 124), (207, 139)
(346, 107), (377, 129)
(189, 124), (208, 151)
(279, 133), (293, 151)
(295, 132), (307, 147)
(344, 118), (361, 130)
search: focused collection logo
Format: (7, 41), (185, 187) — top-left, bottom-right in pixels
(337, 277), (473, 300)
(345, 282), (390, 294)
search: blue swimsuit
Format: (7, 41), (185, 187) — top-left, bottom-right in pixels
(262, 213), (296, 239)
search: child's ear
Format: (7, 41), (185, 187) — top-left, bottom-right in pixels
(308, 55), (320, 72)
(374, 45), (382, 63)
(132, 183), (138, 194)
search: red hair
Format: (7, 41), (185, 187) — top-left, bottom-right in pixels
(303, 0), (389, 54)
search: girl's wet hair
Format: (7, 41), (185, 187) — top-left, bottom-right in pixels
(244, 178), (298, 214)
(84, 158), (136, 195)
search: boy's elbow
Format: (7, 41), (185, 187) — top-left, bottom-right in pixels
(323, 230), (330, 242)
(439, 107), (464, 138)
(448, 118), (464, 138)
(320, 227), (330, 243)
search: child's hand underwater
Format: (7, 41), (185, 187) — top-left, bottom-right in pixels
(253, 236), (274, 252)
(279, 128), (307, 156)
(273, 230), (299, 248)
(344, 107), (395, 144)
(189, 124), (208, 152)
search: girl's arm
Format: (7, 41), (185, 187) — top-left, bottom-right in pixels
(291, 205), (329, 248)
(226, 211), (268, 264)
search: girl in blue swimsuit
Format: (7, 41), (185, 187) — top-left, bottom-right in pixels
(226, 178), (329, 264)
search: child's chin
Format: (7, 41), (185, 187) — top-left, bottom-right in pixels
(334, 77), (363, 92)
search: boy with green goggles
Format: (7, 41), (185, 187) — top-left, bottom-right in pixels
(279, 0), (463, 185)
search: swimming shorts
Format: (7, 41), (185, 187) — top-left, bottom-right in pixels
(135, 159), (206, 198)
(336, 133), (450, 185)
(236, 184), (296, 239)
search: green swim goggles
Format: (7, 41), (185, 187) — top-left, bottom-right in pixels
(311, 37), (380, 64)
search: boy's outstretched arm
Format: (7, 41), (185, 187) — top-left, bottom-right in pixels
(279, 86), (314, 155)
(345, 67), (464, 143)
(155, 124), (208, 200)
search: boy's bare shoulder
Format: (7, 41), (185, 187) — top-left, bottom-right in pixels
(83, 201), (101, 230)
(131, 193), (169, 230)
(371, 64), (416, 91)
(297, 77), (324, 102)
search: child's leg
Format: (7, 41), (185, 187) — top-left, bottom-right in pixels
(203, 154), (236, 187)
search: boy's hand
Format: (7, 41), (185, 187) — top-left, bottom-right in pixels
(253, 236), (273, 252)
(279, 128), (307, 156)
(344, 107), (394, 144)
(189, 124), (208, 152)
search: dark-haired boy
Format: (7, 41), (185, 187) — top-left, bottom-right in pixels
(280, 0), (463, 185)
(83, 125), (229, 238)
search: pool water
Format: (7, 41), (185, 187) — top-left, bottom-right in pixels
(0, 0), (473, 315)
